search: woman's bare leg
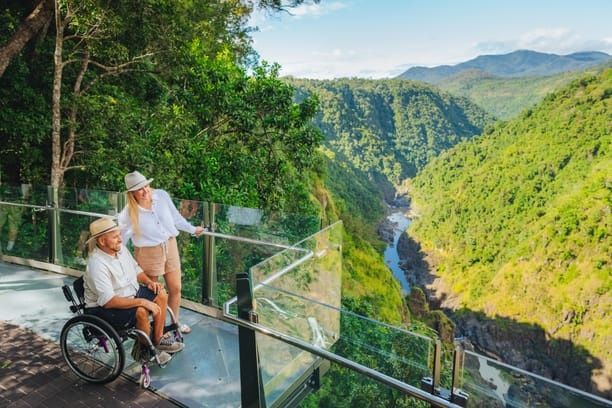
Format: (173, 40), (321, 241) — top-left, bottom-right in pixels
(163, 269), (181, 321)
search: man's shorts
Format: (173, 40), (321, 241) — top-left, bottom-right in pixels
(85, 286), (157, 330)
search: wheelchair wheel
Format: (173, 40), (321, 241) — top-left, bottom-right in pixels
(60, 315), (125, 384)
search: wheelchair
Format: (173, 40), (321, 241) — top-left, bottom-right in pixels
(60, 277), (183, 388)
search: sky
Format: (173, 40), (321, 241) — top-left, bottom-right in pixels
(249, 0), (612, 79)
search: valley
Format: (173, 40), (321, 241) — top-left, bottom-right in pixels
(307, 62), (611, 398)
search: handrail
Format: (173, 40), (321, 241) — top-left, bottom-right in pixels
(222, 302), (462, 408)
(0, 200), (49, 210)
(243, 283), (433, 342)
(200, 230), (310, 252)
(464, 350), (612, 406)
(0, 199), (306, 250)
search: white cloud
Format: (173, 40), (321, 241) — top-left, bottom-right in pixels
(290, 2), (347, 18)
(475, 28), (612, 56)
(278, 49), (409, 79)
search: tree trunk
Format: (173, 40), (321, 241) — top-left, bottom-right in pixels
(0, 0), (53, 78)
(51, 1), (65, 189)
(60, 51), (90, 175)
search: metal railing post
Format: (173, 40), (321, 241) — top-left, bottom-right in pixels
(47, 186), (63, 264)
(421, 339), (444, 406)
(202, 202), (216, 305)
(432, 339), (442, 391)
(117, 191), (126, 215)
(451, 346), (469, 407)
(236, 272), (266, 408)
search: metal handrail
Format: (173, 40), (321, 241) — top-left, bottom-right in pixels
(0, 199), (307, 250)
(463, 350), (612, 406)
(222, 302), (462, 408)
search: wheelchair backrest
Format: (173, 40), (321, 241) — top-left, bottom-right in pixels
(62, 276), (85, 314)
(73, 276), (85, 304)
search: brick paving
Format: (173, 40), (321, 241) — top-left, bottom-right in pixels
(0, 321), (179, 408)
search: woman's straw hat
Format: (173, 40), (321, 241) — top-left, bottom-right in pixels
(124, 171), (153, 192)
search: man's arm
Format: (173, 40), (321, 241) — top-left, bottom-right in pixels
(104, 295), (160, 316)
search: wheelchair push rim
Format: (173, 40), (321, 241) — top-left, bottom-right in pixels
(60, 315), (125, 384)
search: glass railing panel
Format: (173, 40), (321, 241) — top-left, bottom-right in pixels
(213, 203), (320, 245)
(172, 198), (206, 303)
(0, 203), (49, 261)
(57, 187), (121, 215)
(0, 183), (49, 206)
(250, 221), (343, 309)
(461, 350), (611, 407)
(55, 209), (96, 269)
(249, 221), (343, 347)
(212, 237), (282, 306)
(257, 332), (317, 407)
(335, 308), (433, 389)
(249, 283), (434, 391)
(243, 221), (433, 397)
(300, 362), (430, 408)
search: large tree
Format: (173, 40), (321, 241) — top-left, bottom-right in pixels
(0, 0), (53, 78)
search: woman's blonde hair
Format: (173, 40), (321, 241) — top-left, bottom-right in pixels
(126, 191), (141, 238)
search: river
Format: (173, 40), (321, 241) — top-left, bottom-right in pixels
(382, 210), (514, 403)
(383, 210), (411, 295)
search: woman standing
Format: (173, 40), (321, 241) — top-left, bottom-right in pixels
(119, 171), (204, 334)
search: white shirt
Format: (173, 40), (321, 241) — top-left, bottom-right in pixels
(118, 189), (196, 247)
(84, 246), (141, 308)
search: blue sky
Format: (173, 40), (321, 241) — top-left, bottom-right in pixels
(249, 0), (612, 79)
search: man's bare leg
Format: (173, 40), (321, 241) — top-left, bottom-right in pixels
(134, 306), (150, 342)
(151, 290), (168, 344)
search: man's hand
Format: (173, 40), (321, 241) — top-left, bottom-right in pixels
(146, 281), (164, 295)
(140, 299), (161, 316)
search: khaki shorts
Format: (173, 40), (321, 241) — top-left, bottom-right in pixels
(134, 236), (181, 277)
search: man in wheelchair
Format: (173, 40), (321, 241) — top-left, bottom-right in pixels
(83, 217), (184, 361)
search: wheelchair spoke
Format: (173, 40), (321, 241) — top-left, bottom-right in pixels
(60, 316), (125, 384)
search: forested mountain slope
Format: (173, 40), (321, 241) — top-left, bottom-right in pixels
(408, 69), (612, 387)
(288, 78), (493, 184)
(437, 66), (606, 119)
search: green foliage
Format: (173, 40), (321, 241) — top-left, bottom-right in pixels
(0, 2), (322, 214)
(438, 65), (610, 119)
(288, 77), (493, 184)
(409, 69), (612, 363)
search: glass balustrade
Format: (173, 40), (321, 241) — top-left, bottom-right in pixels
(1, 183), (610, 408)
(460, 350), (611, 407)
(0, 203), (49, 261)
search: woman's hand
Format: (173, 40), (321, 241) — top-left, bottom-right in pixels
(147, 281), (164, 294)
(194, 226), (205, 237)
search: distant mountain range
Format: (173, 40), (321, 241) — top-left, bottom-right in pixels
(397, 50), (611, 83)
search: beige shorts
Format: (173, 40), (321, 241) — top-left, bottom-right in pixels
(134, 236), (181, 277)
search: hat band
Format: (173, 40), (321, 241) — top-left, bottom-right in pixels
(127, 180), (148, 191)
(91, 224), (119, 239)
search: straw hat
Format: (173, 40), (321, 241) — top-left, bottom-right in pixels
(124, 171), (153, 192)
(86, 217), (120, 244)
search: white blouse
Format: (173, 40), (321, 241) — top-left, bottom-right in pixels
(118, 189), (196, 247)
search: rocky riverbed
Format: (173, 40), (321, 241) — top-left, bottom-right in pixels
(389, 202), (604, 398)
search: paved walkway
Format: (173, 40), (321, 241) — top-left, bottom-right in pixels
(0, 321), (178, 408)
(0, 261), (242, 408)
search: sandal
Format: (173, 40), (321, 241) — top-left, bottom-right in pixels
(179, 323), (192, 334)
